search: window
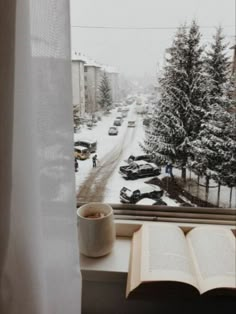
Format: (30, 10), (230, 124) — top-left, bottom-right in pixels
(71, 0), (236, 222)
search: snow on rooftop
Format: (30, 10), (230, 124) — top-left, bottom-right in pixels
(71, 51), (87, 62)
(71, 51), (118, 71)
(72, 51), (100, 67)
(101, 65), (119, 74)
(85, 59), (101, 68)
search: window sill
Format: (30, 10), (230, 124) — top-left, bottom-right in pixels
(80, 220), (236, 281)
(80, 220), (236, 314)
(80, 236), (130, 282)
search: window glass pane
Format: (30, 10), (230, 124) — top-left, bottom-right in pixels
(70, 0), (236, 214)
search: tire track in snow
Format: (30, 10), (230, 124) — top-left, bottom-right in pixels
(77, 125), (138, 203)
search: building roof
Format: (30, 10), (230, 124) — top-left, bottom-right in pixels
(84, 60), (101, 68)
(71, 50), (118, 71)
(71, 51), (86, 62)
(101, 65), (119, 74)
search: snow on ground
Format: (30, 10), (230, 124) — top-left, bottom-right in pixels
(74, 102), (180, 206)
(75, 101), (235, 208)
(173, 168), (236, 208)
(75, 106), (131, 190)
(103, 126), (180, 206)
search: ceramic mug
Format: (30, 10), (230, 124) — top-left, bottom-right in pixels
(77, 202), (115, 257)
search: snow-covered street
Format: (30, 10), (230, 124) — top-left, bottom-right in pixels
(75, 102), (178, 206)
(75, 101), (235, 208)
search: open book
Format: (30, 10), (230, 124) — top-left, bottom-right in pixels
(126, 223), (236, 298)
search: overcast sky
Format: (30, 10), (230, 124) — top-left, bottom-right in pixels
(70, 0), (235, 79)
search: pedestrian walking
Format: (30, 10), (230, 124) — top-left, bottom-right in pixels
(165, 162), (173, 178)
(92, 154), (98, 168)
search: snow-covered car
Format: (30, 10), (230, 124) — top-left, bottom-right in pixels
(136, 198), (167, 206)
(122, 108), (129, 112)
(116, 116), (123, 122)
(120, 184), (164, 204)
(74, 146), (90, 160)
(74, 137), (97, 153)
(108, 126), (119, 136)
(86, 121), (93, 128)
(127, 154), (156, 164)
(119, 161), (161, 180)
(113, 119), (122, 126)
(127, 120), (136, 127)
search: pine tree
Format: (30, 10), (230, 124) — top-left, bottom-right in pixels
(205, 27), (231, 101)
(142, 26), (188, 167)
(191, 27), (235, 195)
(98, 72), (112, 112)
(220, 126), (236, 190)
(184, 21), (209, 142)
(143, 21), (208, 181)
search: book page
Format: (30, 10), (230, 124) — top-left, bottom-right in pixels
(186, 226), (236, 294)
(126, 227), (143, 296)
(140, 223), (199, 289)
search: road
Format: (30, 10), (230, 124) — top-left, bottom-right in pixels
(75, 102), (236, 208)
(76, 104), (143, 203)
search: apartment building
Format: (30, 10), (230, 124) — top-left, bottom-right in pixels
(102, 66), (119, 103)
(72, 52), (86, 118)
(84, 62), (102, 115)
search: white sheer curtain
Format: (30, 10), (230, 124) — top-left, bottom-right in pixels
(0, 1), (81, 313)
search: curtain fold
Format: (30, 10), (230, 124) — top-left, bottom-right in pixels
(0, 1), (81, 313)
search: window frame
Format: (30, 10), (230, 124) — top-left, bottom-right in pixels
(77, 202), (236, 235)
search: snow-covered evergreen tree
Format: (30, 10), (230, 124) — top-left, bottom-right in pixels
(191, 108), (233, 179)
(205, 27), (231, 101)
(98, 72), (112, 112)
(143, 21), (208, 180)
(142, 26), (187, 166)
(191, 27), (235, 191)
(220, 126), (236, 190)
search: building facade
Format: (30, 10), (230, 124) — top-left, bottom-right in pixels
(72, 52), (85, 118)
(84, 63), (102, 115)
(102, 66), (119, 104)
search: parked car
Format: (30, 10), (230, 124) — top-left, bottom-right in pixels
(74, 137), (97, 153)
(136, 198), (167, 206)
(127, 154), (156, 164)
(74, 146), (90, 160)
(122, 108), (129, 112)
(86, 120), (93, 128)
(120, 184), (163, 204)
(127, 120), (136, 127)
(113, 119), (122, 126)
(152, 198), (167, 206)
(108, 126), (118, 136)
(119, 161), (161, 180)
(116, 116), (123, 122)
